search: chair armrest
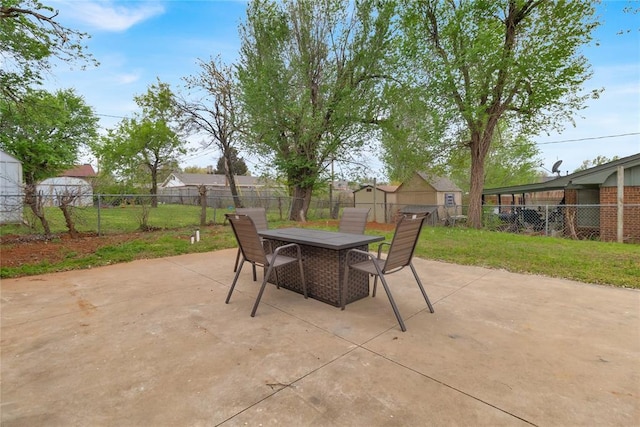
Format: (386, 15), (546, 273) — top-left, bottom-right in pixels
(272, 242), (302, 259)
(376, 242), (391, 259)
(261, 238), (273, 254)
(345, 248), (377, 266)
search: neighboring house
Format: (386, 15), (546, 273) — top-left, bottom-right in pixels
(161, 172), (270, 190)
(482, 153), (640, 242)
(354, 172), (463, 223)
(0, 150), (24, 224)
(159, 172), (286, 205)
(37, 176), (93, 207)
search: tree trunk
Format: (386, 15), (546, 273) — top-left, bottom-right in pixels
(59, 204), (78, 238)
(58, 191), (78, 238)
(224, 155), (244, 209)
(467, 132), (491, 228)
(289, 185), (312, 221)
(150, 168), (158, 208)
(24, 183), (51, 236)
(226, 173), (243, 208)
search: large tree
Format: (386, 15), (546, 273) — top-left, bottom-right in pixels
(0, 0), (96, 101)
(93, 80), (185, 207)
(237, 0), (395, 220)
(394, 0), (600, 227)
(0, 88), (98, 234)
(176, 57), (246, 207)
(385, 118), (543, 193)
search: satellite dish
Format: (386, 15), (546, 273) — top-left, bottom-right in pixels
(551, 160), (563, 176)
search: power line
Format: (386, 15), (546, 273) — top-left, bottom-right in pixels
(537, 132), (639, 145)
(95, 113), (127, 119)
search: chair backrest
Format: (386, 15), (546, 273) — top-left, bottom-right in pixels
(226, 214), (268, 265)
(383, 214), (427, 273)
(236, 207), (268, 231)
(339, 208), (370, 234)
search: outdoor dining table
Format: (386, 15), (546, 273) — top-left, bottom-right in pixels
(258, 228), (384, 307)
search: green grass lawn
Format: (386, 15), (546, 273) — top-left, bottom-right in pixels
(1, 207), (638, 288)
(412, 227), (639, 288)
(0, 204), (235, 236)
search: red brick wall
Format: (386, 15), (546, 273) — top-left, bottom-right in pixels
(600, 186), (640, 243)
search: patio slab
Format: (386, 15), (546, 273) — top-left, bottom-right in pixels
(1, 248), (638, 426)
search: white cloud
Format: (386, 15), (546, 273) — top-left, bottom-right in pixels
(113, 72), (141, 85)
(56, 1), (165, 32)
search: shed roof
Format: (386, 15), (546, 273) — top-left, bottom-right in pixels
(353, 184), (399, 194)
(0, 150), (21, 163)
(416, 172), (462, 192)
(483, 152), (640, 195)
(62, 164), (97, 178)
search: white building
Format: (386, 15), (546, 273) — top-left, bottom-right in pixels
(37, 176), (93, 207)
(0, 150), (24, 224)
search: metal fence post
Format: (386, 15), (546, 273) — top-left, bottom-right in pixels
(97, 194), (101, 236)
(544, 204), (549, 236)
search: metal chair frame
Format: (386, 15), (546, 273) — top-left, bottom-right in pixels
(339, 207), (371, 234)
(342, 214), (434, 331)
(225, 213), (307, 317)
(233, 208), (269, 281)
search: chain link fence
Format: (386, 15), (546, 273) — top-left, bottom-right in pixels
(1, 193), (638, 243)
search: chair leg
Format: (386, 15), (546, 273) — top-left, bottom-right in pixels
(226, 258), (245, 304)
(410, 263), (434, 313)
(252, 264), (257, 282)
(372, 276), (379, 297)
(251, 264), (276, 317)
(233, 248), (241, 272)
(377, 274), (407, 332)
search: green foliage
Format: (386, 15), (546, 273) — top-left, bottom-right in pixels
(237, 0), (395, 219)
(0, 0), (97, 100)
(92, 80), (186, 194)
(447, 123), (543, 192)
(574, 155), (619, 172)
(0, 88), (98, 184)
(391, 0), (600, 227)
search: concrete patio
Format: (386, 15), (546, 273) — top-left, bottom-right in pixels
(1, 248), (638, 426)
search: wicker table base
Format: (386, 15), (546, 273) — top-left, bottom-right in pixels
(267, 239), (371, 307)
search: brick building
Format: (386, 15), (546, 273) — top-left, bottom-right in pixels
(483, 153), (640, 243)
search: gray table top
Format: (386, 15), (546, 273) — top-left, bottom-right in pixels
(259, 228), (384, 250)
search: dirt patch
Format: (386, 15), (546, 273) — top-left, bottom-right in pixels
(0, 220), (395, 269)
(0, 232), (144, 268)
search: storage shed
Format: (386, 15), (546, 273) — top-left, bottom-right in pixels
(37, 176), (93, 207)
(353, 184), (398, 223)
(0, 150), (24, 224)
(353, 173), (463, 223)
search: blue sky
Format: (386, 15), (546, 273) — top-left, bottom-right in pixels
(45, 0), (639, 178)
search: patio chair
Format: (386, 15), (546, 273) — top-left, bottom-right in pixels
(342, 214), (434, 332)
(225, 213), (307, 316)
(233, 207), (269, 281)
(339, 207), (370, 234)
